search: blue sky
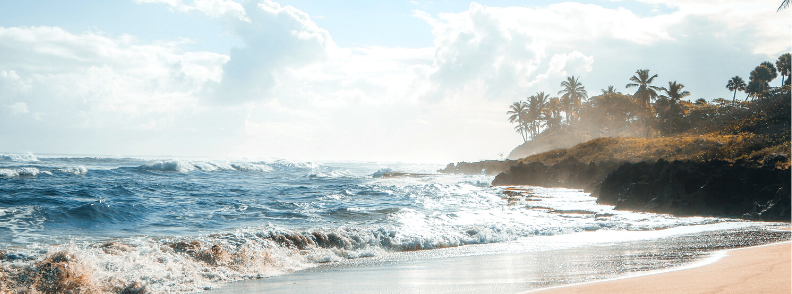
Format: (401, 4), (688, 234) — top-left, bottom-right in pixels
(0, 0), (789, 162)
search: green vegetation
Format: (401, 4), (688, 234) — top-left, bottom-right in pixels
(506, 54), (791, 166)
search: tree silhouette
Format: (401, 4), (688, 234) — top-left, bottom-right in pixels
(587, 92), (641, 134)
(558, 76), (587, 123)
(626, 69), (661, 134)
(507, 101), (529, 142)
(544, 97), (563, 131)
(527, 92), (550, 138)
(726, 76), (746, 105)
(656, 81), (690, 135)
(660, 81), (691, 101)
(601, 85), (618, 94)
(761, 61), (778, 82)
(626, 69), (662, 108)
(746, 63), (775, 99)
(776, 53), (790, 86)
(779, 0), (789, 11)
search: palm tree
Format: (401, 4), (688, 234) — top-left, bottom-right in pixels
(507, 101), (529, 142)
(746, 63), (775, 99)
(526, 92), (549, 138)
(625, 69), (662, 108)
(779, 0), (789, 11)
(601, 85), (618, 94)
(660, 81), (691, 101)
(760, 61), (778, 82)
(544, 97), (563, 130)
(656, 81), (690, 135)
(726, 76), (746, 105)
(776, 53), (790, 85)
(560, 95), (572, 123)
(558, 76), (588, 123)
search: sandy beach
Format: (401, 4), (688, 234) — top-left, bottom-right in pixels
(526, 241), (791, 294)
(211, 226), (791, 294)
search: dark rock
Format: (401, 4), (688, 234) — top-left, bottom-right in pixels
(438, 160), (516, 175)
(491, 157), (622, 192)
(489, 157), (790, 222)
(595, 160), (791, 222)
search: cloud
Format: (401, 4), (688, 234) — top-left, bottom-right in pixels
(0, 26), (227, 130)
(0, 70), (30, 99)
(6, 102), (28, 114)
(142, 0), (335, 103)
(418, 1), (788, 101)
(134, 0), (248, 20)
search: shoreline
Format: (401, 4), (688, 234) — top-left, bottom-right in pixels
(212, 225), (790, 294)
(524, 241), (791, 294)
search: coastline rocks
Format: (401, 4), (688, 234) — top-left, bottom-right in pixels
(438, 160), (516, 176)
(491, 157), (622, 192)
(594, 159), (791, 222)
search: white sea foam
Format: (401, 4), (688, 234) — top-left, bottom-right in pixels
(0, 167), (42, 177)
(271, 159), (319, 169)
(142, 160), (197, 172)
(0, 152), (38, 162)
(231, 162), (273, 172)
(55, 165), (88, 175)
(140, 160), (276, 173)
(307, 170), (354, 179)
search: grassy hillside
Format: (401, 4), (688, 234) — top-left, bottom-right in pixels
(517, 86), (791, 168)
(520, 134), (789, 168)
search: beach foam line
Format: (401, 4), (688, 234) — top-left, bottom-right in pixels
(523, 241), (791, 294)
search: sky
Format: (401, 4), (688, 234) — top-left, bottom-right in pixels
(0, 0), (789, 163)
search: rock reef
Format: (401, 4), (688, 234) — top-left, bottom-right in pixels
(445, 156), (791, 222)
(594, 159), (790, 222)
(438, 160), (516, 176)
(490, 157), (622, 192)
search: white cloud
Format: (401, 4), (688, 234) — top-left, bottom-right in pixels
(7, 102), (28, 114)
(0, 70), (30, 102)
(134, 0), (248, 20)
(143, 0), (335, 103)
(0, 26), (227, 129)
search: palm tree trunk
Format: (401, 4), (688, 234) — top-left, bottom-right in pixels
(732, 90), (736, 105)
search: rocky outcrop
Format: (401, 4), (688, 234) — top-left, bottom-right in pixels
(491, 157), (622, 192)
(438, 160), (516, 176)
(594, 159), (791, 222)
(488, 156), (790, 222)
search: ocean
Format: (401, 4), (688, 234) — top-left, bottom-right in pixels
(0, 153), (788, 292)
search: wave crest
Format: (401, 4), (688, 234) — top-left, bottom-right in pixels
(231, 162), (273, 172)
(0, 167), (43, 177)
(142, 160), (197, 172)
(0, 153), (38, 162)
(55, 166), (88, 175)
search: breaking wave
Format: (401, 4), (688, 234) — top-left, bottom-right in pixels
(0, 219), (602, 293)
(0, 153), (38, 162)
(139, 160), (273, 173)
(54, 166), (88, 175)
(230, 162), (273, 172)
(0, 167), (45, 177)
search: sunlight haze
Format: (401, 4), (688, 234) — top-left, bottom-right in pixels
(0, 0), (789, 162)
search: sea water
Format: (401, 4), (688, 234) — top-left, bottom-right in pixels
(0, 153), (788, 292)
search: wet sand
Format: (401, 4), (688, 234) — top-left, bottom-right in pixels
(213, 228), (790, 294)
(526, 242), (791, 294)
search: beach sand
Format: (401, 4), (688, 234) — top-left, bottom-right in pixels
(213, 227), (791, 294)
(526, 242), (791, 294)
